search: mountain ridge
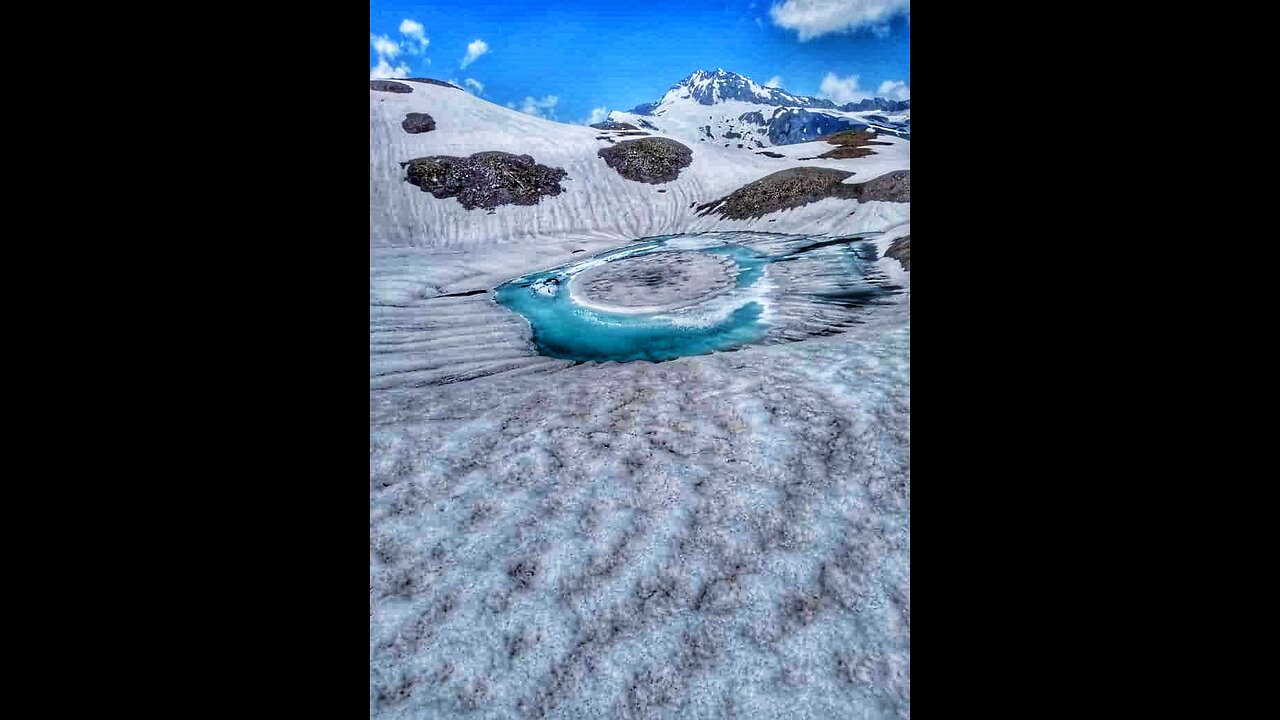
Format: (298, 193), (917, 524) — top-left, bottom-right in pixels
(627, 69), (910, 115)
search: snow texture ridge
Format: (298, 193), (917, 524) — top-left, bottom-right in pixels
(370, 73), (911, 718)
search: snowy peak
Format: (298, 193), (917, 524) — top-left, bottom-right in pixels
(660, 69), (832, 109)
(637, 69), (909, 114)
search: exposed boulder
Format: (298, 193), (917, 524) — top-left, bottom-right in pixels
(696, 168), (909, 220)
(400, 152), (569, 210)
(597, 137), (693, 184)
(370, 80), (413, 93)
(401, 112), (437, 134)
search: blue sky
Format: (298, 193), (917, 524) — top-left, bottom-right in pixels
(370, 1), (910, 123)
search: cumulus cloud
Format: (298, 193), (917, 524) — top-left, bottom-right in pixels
(764, 76), (784, 88)
(515, 95), (559, 119)
(370, 34), (401, 59)
(584, 106), (610, 125)
(370, 58), (411, 79)
(817, 72), (869, 104)
(876, 79), (910, 100)
(460, 39), (489, 69)
(399, 19), (429, 54)
(770, 0), (910, 40)
(370, 34), (411, 78)
(464, 78), (485, 95)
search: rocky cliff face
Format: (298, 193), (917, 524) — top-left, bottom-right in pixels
(766, 109), (870, 145)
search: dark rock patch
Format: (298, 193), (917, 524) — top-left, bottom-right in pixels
(370, 80), (413, 94)
(851, 169), (910, 203)
(400, 152), (569, 210)
(884, 235), (910, 271)
(696, 168), (910, 220)
(657, 189), (667, 193)
(724, 131), (742, 139)
(808, 130), (894, 159)
(612, 131), (651, 137)
(738, 111), (766, 125)
(403, 77), (462, 90)
(757, 151), (785, 158)
(589, 121), (639, 131)
(636, 119), (659, 131)
(595, 136), (616, 144)
(597, 137), (693, 184)
(401, 112), (436, 134)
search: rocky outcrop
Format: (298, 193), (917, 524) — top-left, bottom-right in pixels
(884, 235), (910, 271)
(590, 121), (639, 131)
(401, 112), (437, 134)
(597, 137), (693, 184)
(696, 168), (910, 220)
(403, 77), (462, 90)
(851, 169), (910, 203)
(738, 111), (766, 125)
(839, 98), (910, 113)
(766, 109), (868, 145)
(400, 152), (569, 210)
(696, 167), (856, 220)
(799, 130), (893, 160)
(370, 80), (413, 93)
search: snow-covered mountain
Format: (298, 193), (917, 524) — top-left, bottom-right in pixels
(612, 69), (910, 148)
(644, 68), (909, 113)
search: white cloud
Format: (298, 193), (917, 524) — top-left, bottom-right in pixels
(584, 106), (610, 125)
(770, 0), (910, 40)
(817, 72), (869, 104)
(399, 19), (429, 54)
(370, 34), (401, 59)
(764, 76), (783, 88)
(516, 95), (559, 119)
(370, 58), (411, 79)
(464, 78), (485, 95)
(460, 39), (489, 69)
(876, 79), (910, 100)
(370, 34), (411, 78)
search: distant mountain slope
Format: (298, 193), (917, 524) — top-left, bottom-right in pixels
(612, 69), (910, 148)
(635, 69), (909, 113)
